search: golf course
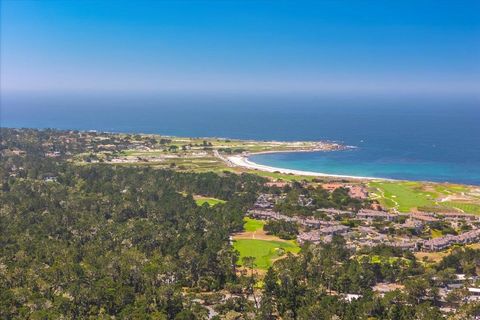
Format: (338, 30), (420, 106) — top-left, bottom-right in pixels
(233, 217), (300, 269)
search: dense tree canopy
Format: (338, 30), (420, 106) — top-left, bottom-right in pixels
(1, 128), (480, 319)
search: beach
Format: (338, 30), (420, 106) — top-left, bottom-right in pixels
(227, 154), (383, 180)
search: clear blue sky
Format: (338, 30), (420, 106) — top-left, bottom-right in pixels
(1, 0), (479, 95)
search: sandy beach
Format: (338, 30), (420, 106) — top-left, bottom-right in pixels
(227, 154), (385, 180)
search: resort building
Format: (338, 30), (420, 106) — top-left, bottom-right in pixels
(297, 225), (350, 244)
(422, 229), (480, 251)
(357, 209), (397, 221)
(410, 213), (439, 223)
(253, 194), (274, 209)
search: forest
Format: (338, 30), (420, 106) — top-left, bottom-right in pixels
(1, 128), (480, 319)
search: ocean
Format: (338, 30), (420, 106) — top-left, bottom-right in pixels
(2, 92), (479, 185)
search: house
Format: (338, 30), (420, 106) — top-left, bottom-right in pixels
(468, 288), (480, 301)
(298, 194), (313, 207)
(45, 151), (61, 158)
(423, 229), (480, 251)
(319, 225), (349, 236)
(441, 212), (478, 221)
(343, 294), (362, 302)
(43, 175), (58, 183)
(265, 181), (289, 188)
(389, 240), (418, 251)
(398, 219), (424, 232)
(303, 218), (324, 228)
(321, 183), (344, 192)
(348, 185), (368, 199)
(297, 230), (322, 244)
(455, 229), (480, 244)
(372, 283), (404, 297)
(296, 224), (348, 244)
(248, 209), (280, 220)
(410, 213), (439, 223)
(316, 208), (353, 216)
(357, 209), (396, 221)
(423, 235), (456, 251)
(98, 144), (117, 151)
(254, 194), (274, 209)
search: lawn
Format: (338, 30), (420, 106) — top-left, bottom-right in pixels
(369, 181), (480, 214)
(443, 202), (480, 215)
(243, 217), (265, 232)
(233, 239), (300, 269)
(194, 197), (226, 206)
(369, 181), (437, 212)
(431, 229), (443, 238)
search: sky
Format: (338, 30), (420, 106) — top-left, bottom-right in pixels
(1, 0), (480, 95)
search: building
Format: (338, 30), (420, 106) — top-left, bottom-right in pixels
(389, 240), (418, 251)
(357, 209), (397, 221)
(423, 235), (456, 251)
(441, 212), (478, 221)
(319, 225), (349, 236)
(297, 225), (349, 244)
(423, 229), (480, 251)
(348, 185), (368, 199)
(321, 183), (344, 192)
(248, 209), (280, 220)
(468, 288), (480, 301)
(265, 181), (289, 188)
(398, 219), (424, 232)
(410, 213), (439, 223)
(254, 194), (274, 209)
(297, 230), (322, 244)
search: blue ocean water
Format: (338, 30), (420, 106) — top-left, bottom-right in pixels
(2, 93), (479, 185)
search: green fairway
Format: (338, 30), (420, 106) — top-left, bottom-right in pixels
(194, 197), (226, 206)
(233, 239), (300, 269)
(369, 181), (480, 214)
(243, 217), (265, 232)
(443, 202), (480, 215)
(369, 181), (436, 212)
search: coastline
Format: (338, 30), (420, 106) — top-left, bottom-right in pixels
(226, 153), (389, 181)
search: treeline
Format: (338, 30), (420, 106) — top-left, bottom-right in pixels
(264, 220), (299, 240)
(273, 183), (367, 216)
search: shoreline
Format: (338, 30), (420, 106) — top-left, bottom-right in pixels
(227, 153), (389, 181)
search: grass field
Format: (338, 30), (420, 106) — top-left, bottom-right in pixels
(369, 181), (480, 214)
(369, 181), (436, 212)
(233, 239), (300, 269)
(431, 229), (443, 238)
(194, 197), (226, 206)
(443, 202), (480, 215)
(233, 217), (300, 269)
(243, 217), (265, 232)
